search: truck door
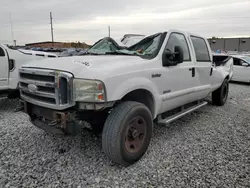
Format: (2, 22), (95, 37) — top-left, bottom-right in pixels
(0, 46), (9, 89)
(160, 32), (200, 113)
(190, 36), (212, 98)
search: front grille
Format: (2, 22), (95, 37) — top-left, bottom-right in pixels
(20, 73), (55, 82)
(20, 82), (55, 94)
(19, 68), (75, 110)
(22, 91), (56, 104)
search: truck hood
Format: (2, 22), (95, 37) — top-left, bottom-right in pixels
(22, 55), (146, 79)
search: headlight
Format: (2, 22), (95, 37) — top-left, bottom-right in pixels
(73, 79), (106, 102)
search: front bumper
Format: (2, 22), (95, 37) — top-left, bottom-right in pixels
(23, 102), (81, 136)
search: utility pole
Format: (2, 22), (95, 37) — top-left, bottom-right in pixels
(108, 26), (110, 37)
(10, 13), (15, 46)
(50, 12), (54, 46)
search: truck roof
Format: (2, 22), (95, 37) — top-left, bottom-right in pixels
(167, 29), (205, 38)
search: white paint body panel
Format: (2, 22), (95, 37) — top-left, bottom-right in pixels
(22, 30), (232, 118)
(0, 51), (9, 90)
(0, 44), (58, 91)
(231, 55), (250, 83)
(232, 66), (250, 82)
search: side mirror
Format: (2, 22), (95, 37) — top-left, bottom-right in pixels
(162, 46), (184, 66)
(242, 62), (249, 67)
(174, 46), (184, 64)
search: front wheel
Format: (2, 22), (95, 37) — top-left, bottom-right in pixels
(212, 79), (229, 106)
(102, 101), (153, 166)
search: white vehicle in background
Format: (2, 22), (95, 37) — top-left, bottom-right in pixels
(0, 44), (57, 98)
(231, 55), (250, 83)
(18, 49), (58, 58)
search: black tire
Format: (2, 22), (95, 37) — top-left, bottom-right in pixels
(102, 101), (153, 166)
(212, 78), (229, 106)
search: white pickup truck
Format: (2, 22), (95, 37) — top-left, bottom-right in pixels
(19, 30), (233, 166)
(0, 44), (57, 98)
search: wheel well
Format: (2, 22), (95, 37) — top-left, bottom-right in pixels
(121, 89), (155, 116)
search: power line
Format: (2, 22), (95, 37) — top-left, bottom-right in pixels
(1, 15), (250, 24)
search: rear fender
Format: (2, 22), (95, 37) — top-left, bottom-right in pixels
(211, 58), (233, 91)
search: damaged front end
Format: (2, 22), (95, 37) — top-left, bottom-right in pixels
(24, 102), (81, 136)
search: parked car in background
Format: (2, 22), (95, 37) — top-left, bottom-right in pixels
(0, 44), (57, 98)
(58, 48), (79, 57)
(231, 55), (250, 82)
(19, 30), (233, 165)
(75, 50), (87, 56)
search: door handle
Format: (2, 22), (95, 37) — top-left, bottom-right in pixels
(210, 67), (213, 76)
(189, 67), (195, 77)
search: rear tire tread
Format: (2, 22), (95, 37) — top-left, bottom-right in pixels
(212, 79), (229, 106)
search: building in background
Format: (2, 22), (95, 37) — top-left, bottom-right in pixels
(208, 37), (250, 52)
(25, 41), (90, 49)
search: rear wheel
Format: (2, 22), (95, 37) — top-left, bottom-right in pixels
(102, 101), (153, 166)
(212, 79), (229, 106)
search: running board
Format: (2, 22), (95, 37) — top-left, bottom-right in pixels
(157, 101), (208, 125)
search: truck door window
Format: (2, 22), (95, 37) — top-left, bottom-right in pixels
(191, 36), (210, 62)
(0, 47), (5, 56)
(165, 33), (191, 61)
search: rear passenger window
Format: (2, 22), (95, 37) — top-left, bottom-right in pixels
(166, 33), (191, 61)
(191, 36), (210, 62)
(0, 47), (5, 56)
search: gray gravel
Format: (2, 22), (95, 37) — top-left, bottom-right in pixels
(0, 82), (250, 188)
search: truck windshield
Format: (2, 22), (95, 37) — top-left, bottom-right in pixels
(127, 33), (163, 58)
(86, 33), (164, 59)
(87, 37), (123, 54)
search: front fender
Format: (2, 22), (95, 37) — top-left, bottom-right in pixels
(106, 77), (161, 118)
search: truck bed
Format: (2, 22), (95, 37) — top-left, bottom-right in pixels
(213, 54), (232, 66)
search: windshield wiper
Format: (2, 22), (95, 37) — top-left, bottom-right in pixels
(105, 50), (141, 56)
(105, 51), (134, 56)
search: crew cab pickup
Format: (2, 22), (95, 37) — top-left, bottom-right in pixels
(19, 30), (233, 166)
(0, 44), (57, 98)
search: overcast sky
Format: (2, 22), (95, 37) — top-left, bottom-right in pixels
(1, 0), (250, 45)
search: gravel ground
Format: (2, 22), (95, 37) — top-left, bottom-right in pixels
(0, 82), (250, 188)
